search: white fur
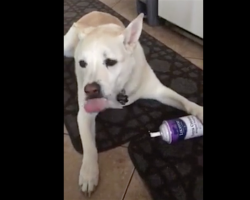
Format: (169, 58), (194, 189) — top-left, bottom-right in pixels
(64, 12), (203, 195)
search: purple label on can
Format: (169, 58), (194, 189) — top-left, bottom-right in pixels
(164, 119), (187, 143)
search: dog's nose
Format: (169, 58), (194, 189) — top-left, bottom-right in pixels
(84, 82), (101, 95)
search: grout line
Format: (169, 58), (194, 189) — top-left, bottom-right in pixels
(111, 0), (123, 8)
(121, 167), (135, 200)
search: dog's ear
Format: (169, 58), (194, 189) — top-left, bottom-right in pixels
(122, 13), (144, 48)
(64, 24), (79, 57)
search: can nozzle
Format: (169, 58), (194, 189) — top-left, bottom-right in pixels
(150, 132), (161, 137)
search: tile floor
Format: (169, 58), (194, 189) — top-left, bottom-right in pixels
(64, 0), (203, 199)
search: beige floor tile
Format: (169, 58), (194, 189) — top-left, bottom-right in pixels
(64, 124), (68, 134)
(112, 0), (137, 21)
(64, 135), (134, 200)
(121, 142), (129, 148)
(142, 25), (202, 58)
(187, 58), (203, 70)
(99, 0), (121, 7)
(124, 171), (152, 200)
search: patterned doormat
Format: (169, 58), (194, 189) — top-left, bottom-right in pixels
(128, 135), (203, 200)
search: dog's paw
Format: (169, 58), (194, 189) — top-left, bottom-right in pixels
(79, 159), (99, 196)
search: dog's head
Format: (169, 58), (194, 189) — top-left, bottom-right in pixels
(74, 14), (144, 113)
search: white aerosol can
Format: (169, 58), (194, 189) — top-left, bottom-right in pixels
(150, 115), (203, 144)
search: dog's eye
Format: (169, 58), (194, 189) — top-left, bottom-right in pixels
(79, 60), (87, 68)
(105, 58), (117, 67)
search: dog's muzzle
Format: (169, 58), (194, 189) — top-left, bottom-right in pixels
(84, 82), (103, 99)
(84, 82), (108, 113)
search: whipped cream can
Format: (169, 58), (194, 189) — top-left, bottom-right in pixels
(150, 115), (203, 144)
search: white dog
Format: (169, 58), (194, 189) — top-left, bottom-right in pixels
(64, 11), (203, 195)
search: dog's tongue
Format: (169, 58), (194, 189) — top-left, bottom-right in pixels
(84, 98), (108, 113)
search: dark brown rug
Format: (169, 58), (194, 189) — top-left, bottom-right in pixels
(128, 133), (203, 200)
(64, 0), (203, 199)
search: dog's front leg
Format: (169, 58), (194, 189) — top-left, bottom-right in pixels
(142, 79), (203, 122)
(77, 108), (99, 195)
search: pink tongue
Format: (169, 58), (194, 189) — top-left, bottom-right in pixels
(84, 98), (108, 113)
